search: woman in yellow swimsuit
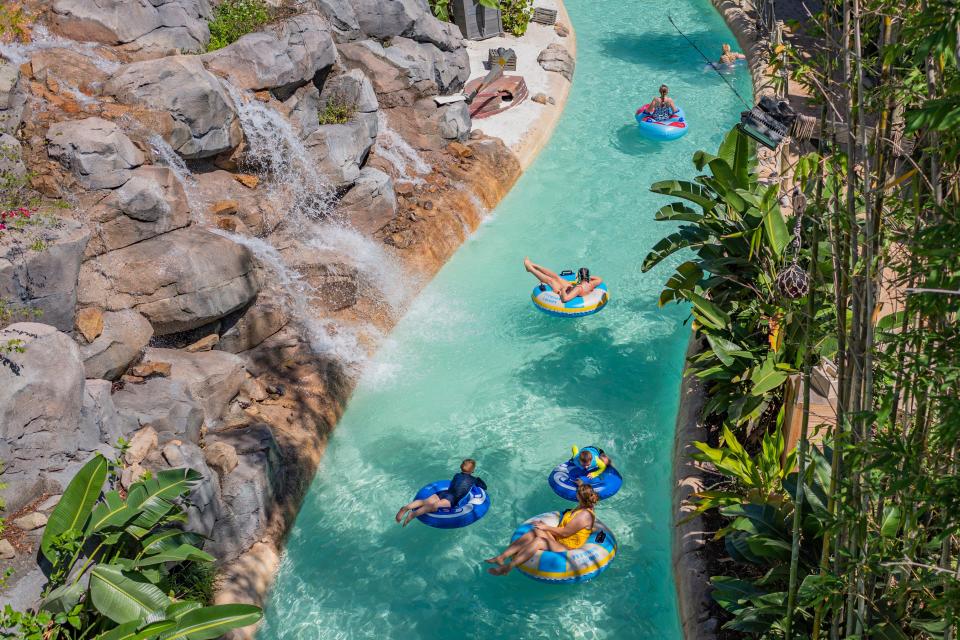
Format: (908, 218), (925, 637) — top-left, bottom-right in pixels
(485, 483), (599, 576)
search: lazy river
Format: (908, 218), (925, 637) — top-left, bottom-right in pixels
(260, 0), (751, 637)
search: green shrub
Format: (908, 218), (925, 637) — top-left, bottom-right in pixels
(207, 0), (271, 52)
(318, 101), (355, 125)
(430, 0), (499, 22)
(163, 559), (217, 604)
(501, 0), (533, 36)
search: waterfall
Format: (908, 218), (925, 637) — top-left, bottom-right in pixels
(224, 83), (335, 225)
(210, 229), (367, 364)
(223, 83), (409, 333)
(374, 112), (431, 184)
(148, 134), (200, 222)
(0, 25), (119, 72)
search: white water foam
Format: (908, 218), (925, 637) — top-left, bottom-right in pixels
(0, 25), (119, 72)
(148, 134), (201, 222)
(374, 112), (431, 185)
(225, 83), (335, 226)
(211, 229), (368, 364)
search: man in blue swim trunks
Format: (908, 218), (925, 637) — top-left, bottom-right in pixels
(395, 459), (487, 527)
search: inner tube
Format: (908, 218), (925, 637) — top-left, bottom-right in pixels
(635, 104), (689, 141)
(548, 459), (623, 501)
(531, 270), (609, 318)
(511, 512), (617, 584)
(413, 480), (489, 529)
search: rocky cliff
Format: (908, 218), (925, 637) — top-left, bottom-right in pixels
(0, 0), (520, 624)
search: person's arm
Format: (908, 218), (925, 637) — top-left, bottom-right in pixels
(475, 477), (487, 491)
(560, 284), (582, 302)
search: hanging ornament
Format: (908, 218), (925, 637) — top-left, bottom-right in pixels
(776, 188), (810, 299)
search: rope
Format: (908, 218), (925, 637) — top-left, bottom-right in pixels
(667, 15), (753, 110)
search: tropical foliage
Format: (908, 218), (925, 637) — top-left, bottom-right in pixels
(206, 0), (271, 52)
(650, 0), (960, 635)
(0, 454), (262, 639)
(499, 0), (533, 37)
(429, 0), (499, 23)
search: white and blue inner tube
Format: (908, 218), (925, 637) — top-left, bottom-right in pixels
(413, 480), (490, 529)
(512, 512), (617, 584)
(548, 458), (623, 501)
(531, 270), (609, 318)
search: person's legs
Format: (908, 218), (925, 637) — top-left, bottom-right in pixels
(402, 495), (451, 527)
(489, 536), (549, 576)
(524, 258), (565, 293)
(484, 531), (537, 565)
(396, 499), (424, 523)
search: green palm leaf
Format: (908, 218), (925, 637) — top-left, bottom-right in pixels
(42, 454), (108, 563)
(89, 564), (171, 625)
(162, 604), (263, 640)
(95, 620), (177, 640)
(650, 179), (717, 211)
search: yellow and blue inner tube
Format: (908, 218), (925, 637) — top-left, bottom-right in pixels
(512, 512), (617, 584)
(531, 270), (609, 318)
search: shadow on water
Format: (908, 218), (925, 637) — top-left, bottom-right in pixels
(611, 122), (666, 156)
(514, 322), (687, 414)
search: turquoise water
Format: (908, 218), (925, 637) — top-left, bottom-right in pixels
(260, 1), (751, 637)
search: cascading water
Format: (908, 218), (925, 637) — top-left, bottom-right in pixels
(374, 111), (432, 185)
(147, 134), (201, 222)
(0, 25), (119, 72)
(209, 229), (367, 363)
(225, 82), (409, 317)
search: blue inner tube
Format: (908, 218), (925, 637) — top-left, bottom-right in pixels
(548, 459), (623, 501)
(413, 480), (490, 529)
(635, 105), (689, 141)
(512, 512), (617, 584)
(531, 270), (609, 318)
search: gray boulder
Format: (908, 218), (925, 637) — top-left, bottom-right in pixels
(112, 377), (204, 442)
(337, 167), (397, 235)
(86, 166), (191, 257)
(304, 120), (374, 188)
(352, 0), (464, 52)
(216, 293), (289, 354)
(46, 118), (145, 190)
(438, 101), (471, 140)
(105, 56), (241, 159)
(0, 61), (26, 136)
(202, 13), (336, 99)
(78, 310), (153, 380)
(206, 424), (280, 561)
(314, 0), (362, 41)
(80, 379), (124, 449)
(338, 38), (468, 107)
(51, 0), (211, 55)
(0, 323), (85, 504)
(78, 227), (260, 335)
(143, 348), (245, 425)
(538, 44), (575, 82)
(157, 441), (222, 538)
(282, 84), (322, 138)
(319, 69), (379, 138)
(0, 133), (26, 179)
(0, 218), (91, 332)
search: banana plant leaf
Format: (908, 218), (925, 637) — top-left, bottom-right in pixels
(654, 202), (703, 222)
(140, 530), (206, 557)
(43, 454), (108, 563)
(134, 544), (214, 568)
(40, 580), (85, 614)
(95, 620), (177, 640)
(641, 226), (711, 271)
(649, 179), (718, 212)
(89, 564), (171, 625)
(161, 604), (263, 640)
(125, 469), (201, 532)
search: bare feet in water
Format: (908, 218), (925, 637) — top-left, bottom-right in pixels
(487, 565), (511, 576)
(483, 557), (503, 565)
